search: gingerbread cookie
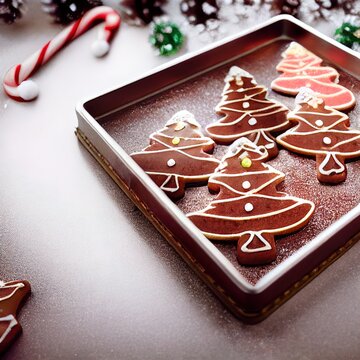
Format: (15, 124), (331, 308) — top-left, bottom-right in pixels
(131, 111), (221, 199)
(0, 280), (31, 354)
(187, 138), (315, 265)
(206, 66), (289, 160)
(271, 42), (356, 111)
(277, 88), (360, 184)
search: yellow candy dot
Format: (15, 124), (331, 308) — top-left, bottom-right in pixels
(172, 137), (181, 145)
(174, 121), (186, 131)
(241, 157), (252, 168)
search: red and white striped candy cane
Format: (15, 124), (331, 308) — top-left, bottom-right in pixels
(3, 6), (121, 102)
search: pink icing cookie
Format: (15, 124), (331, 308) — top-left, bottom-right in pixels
(131, 110), (221, 199)
(277, 88), (360, 184)
(271, 42), (356, 111)
(206, 66), (289, 160)
(187, 138), (315, 265)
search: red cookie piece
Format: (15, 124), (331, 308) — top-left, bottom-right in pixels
(131, 111), (221, 199)
(277, 88), (360, 184)
(0, 280), (31, 354)
(271, 42), (356, 111)
(206, 66), (289, 160)
(187, 138), (315, 265)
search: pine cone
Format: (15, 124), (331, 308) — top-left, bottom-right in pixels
(271, 0), (301, 17)
(41, 0), (103, 24)
(180, 0), (219, 25)
(120, 0), (167, 25)
(0, 0), (24, 24)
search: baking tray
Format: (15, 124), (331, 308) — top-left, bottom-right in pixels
(75, 15), (360, 323)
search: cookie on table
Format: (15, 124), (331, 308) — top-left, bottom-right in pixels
(0, 280), (31, 354)
(277, 87), (360, 184)
(131, 110), (221, 200)
(206, 66), (289, 160)
(271, 42), (356, 111)
(187, 138), (315, 265)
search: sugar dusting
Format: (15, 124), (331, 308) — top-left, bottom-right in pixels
(103, 40), (360, 285)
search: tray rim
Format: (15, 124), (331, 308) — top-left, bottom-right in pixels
(76, 15), (360, 296)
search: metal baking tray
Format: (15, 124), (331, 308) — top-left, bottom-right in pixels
(75, 15), (360, 323)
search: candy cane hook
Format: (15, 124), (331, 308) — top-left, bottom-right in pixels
(3, 6), (121, 102)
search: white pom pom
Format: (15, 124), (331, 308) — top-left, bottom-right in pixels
(91, 40), (110, 58)
(17, 80), (39, 101)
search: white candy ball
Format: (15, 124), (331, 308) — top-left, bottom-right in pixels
(17, 80), (39, 101)
(91, 40), (110, 58)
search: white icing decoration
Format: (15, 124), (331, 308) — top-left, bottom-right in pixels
(160, 174), (180, 192)
(167, 159), (176, 167)
(318, 152), (345, 176)
(225, 66), (254, 84)
(240, 232), (272, 253)
(0, 282), (25, 302)
(166, 110), (199, 127)
(248, 118), (257, 126)
(315, 119), (324, 127)
(17, 80), (39, 101)
(226, 138), (266, 160)
(242, 181), (251, 189)
(323, 136), (332, 145)
(0, 315), (18, 344)
(243, 102), (250, 109)
(244, 202), (253, 212)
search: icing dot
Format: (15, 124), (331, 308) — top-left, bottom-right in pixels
(172, 137), (180, 145)
(248, 118), (257, 126)
(243, 102), (250, 109)
(323, 137), (332, 145)
(244, 203), (254, 212)
(315, 120), (324, 127)
(167, 159), (176, 167)
(174, 122), (186, 131)
(241, 157), (252, 168)
(242, 181), (251, 189)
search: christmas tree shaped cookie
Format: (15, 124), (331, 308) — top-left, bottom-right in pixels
(187, 138), (315, 265)
(271, 42), (355, 111)
(206, 66), (289, 160)
(277, 88), (360, 184)
(131, 111), (221, 199)
(0, 280), (31, 354)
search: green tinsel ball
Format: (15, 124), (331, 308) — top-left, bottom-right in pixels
(335, 22), (360, 48)
(149, 22), (185, 56)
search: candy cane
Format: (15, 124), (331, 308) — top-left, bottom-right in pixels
(3, 6), (121, 102)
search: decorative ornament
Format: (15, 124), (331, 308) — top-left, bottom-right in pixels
(3, 6), (121, 101)
(41, 0), (103, 24)
(0, 0), (25, 24)
(180, 0), (219, 25)
(119, 0), (167, 25)
(0, 280), (31, 354)
(187, 139), (314, 265)
(335, 22), (360, 48)
(271, 0), (301, 16)
(130, 110), (220, 200)
(149, 21), (184, 56)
